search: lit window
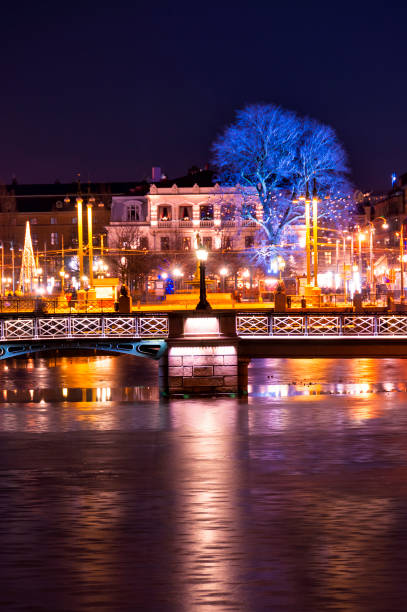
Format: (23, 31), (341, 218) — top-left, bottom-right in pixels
(50, 232), (58, 246)
(325, 252), (332, 264)
(50, 217), (57, 224)
(159, 206), (171, 221)
(31, 218), (37, 225)
(72, 217), (77, 224)
(180, 206), (191, 220)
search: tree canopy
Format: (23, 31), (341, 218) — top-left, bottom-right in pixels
(212, 104), (353, 252)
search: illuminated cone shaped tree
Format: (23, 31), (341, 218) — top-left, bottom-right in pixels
(19, 221), (37, 293)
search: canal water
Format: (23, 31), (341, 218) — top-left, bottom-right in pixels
(1, 354), (407, 611)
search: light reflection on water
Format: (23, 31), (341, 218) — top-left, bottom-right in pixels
(2, 355), (407, 609)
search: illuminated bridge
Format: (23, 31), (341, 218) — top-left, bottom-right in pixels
(2, 311), (407, 395)
(0, 314), (169, 360)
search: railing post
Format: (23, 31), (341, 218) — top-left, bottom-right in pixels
(101, 316), (105, 338)
(269, 315), (273, 336)
(374, 315), (378, 336)
(134, 316), (139, 337)
(339, 315), (343, 336)
(0, 320), (3, 340)
(34, 317), (38, 339)
(304, 314), (308, 336)
(67, 316), (72, 338)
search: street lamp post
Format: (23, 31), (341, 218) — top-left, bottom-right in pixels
(401, 222), (405, 303)
(366, 217), (388, 300)
(304, 184), (311, 286)
(342, 235), (348, 303)
(220, 267), (228, 292)
(11, 245), (15, 294)
(76, 197), (84, 289)
(87, 200), (94, 288)
(312, 179), (319, 287)
(173, 268), (183, 291)
(0, 243), (3, 297)
(196, 244), (212, 311)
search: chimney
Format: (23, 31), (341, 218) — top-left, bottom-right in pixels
(152, 167), (161, 183)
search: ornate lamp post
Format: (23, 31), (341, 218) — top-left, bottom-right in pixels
(196, 243), (211, 311)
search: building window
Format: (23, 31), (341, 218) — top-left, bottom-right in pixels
(203, 236), (212, 250)
(180, 206), (192, 220)
(200, 205), (213, 220)
(242, 203), (256, 218)
(159, 206), (171, 221)
(223, 236), (233, 250)
(31, 217), (37, 225)
(72, 217), (77, 224)
(32, 233), (38, 246)
(183, 237), (191, 251)
(50, 232), (58, 246)
(140, 236), (148, 250)
(325, 252), (332, 264)
(160, 236), (170, 251)
(245, 235), (254, 248)
(50, 217), (57, 225)
(221, 204), (235, 221)
(127, 203), (140, 222)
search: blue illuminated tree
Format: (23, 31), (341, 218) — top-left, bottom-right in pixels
(212, 104), (353, 265)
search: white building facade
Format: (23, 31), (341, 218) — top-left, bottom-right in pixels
(107, 183), (262, 253)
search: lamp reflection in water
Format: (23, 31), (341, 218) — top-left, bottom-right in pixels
(169, 402), (246, 608)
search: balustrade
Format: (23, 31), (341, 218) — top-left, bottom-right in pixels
(236, 313), (407, 338)
(0, 315), (169, 340)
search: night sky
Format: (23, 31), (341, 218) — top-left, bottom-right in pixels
(0, 1), (404, 191)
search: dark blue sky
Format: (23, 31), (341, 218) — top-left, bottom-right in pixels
(0, 0), (404, 190)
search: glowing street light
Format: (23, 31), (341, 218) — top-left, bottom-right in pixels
(173, 267), (183, 291)
(400, 221), (407, 303)
(76, 197), (84, 289)
(196, 242), (211, 311)
(0, 243), (3, 297)
(87, 199), (94, 288)
(365, 216), (387, 297)
(312, 179), (319, 288)
(219, 267), (228, 292)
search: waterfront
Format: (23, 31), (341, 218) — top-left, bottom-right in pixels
(2, 355), (407, 610)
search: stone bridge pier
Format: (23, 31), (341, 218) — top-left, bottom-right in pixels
(159, 313), (249, 396)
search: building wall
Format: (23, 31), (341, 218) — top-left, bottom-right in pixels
(107, 184), (259, 253)
(0, 207), (110, 251)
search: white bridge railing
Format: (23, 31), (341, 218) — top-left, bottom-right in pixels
(236, 313), (407, 338)
(0, 315), (169, 340)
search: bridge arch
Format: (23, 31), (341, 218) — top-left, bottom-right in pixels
(0, 339), (167, 361)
